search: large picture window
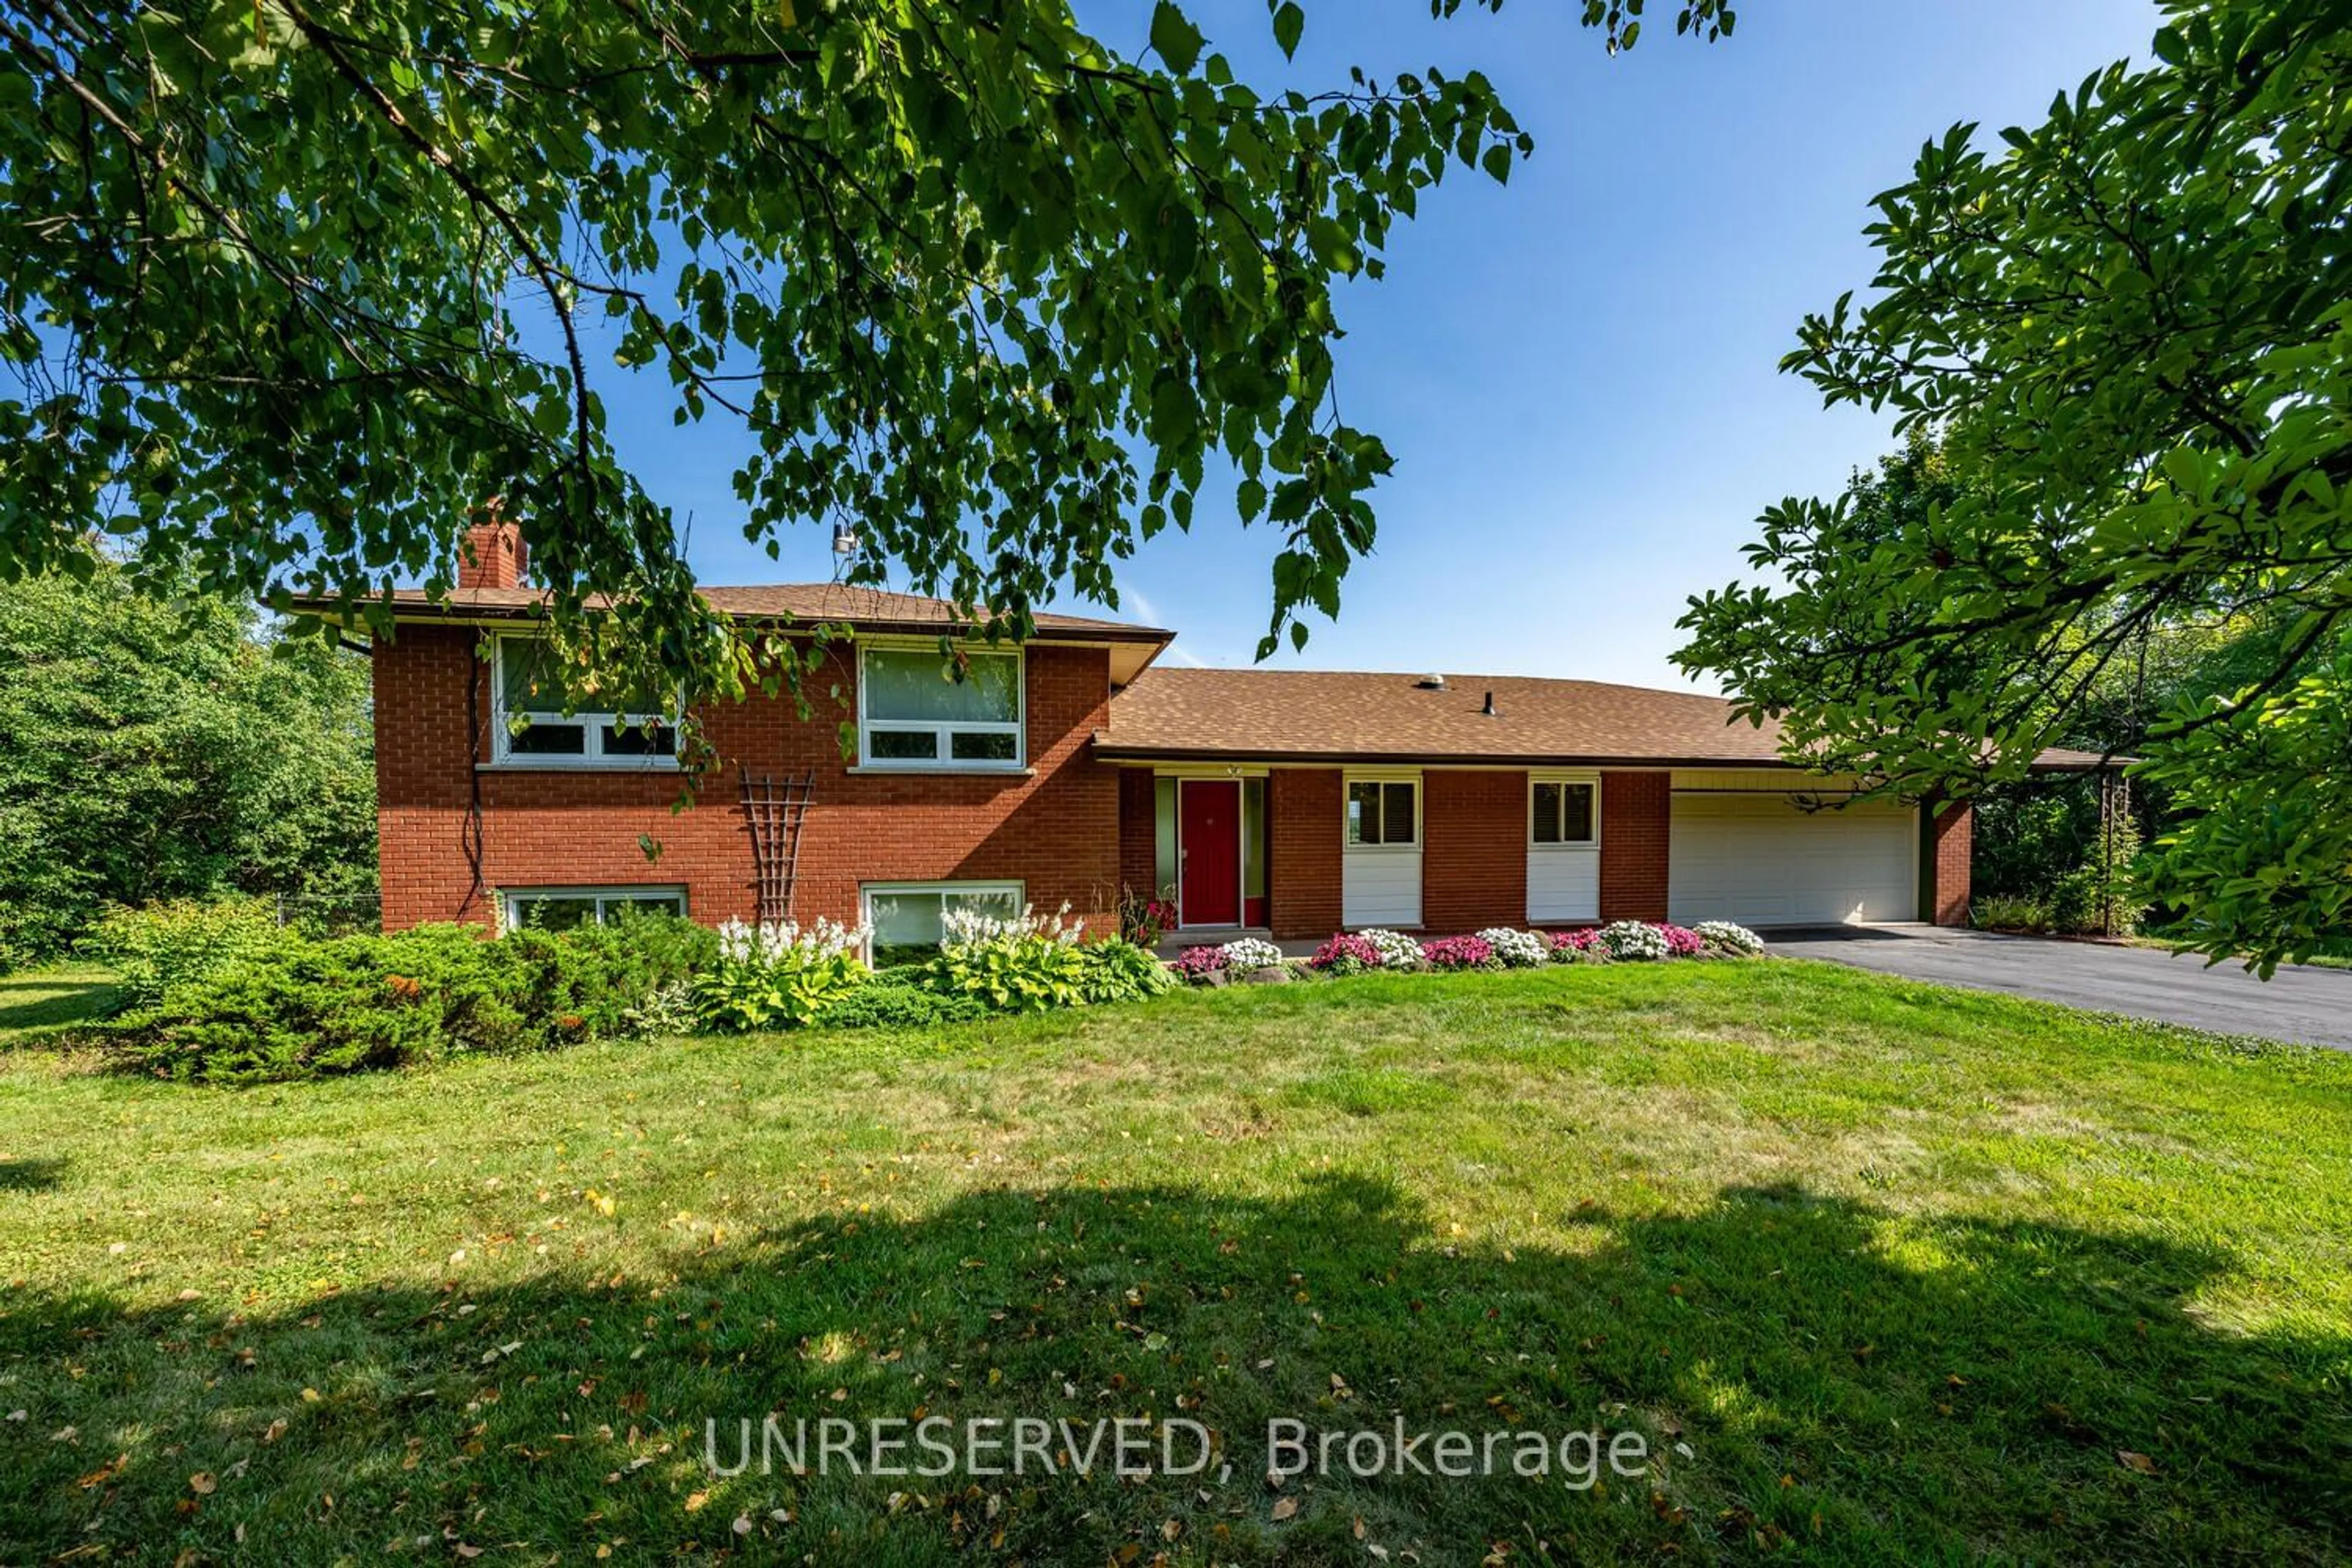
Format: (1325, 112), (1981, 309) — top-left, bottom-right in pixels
(1346, 779), (1419, 846)
(1531, 778), (1599, 846)
(503, 886), (687, 932)
(859, 645), (1024, 769)
(493, 636), (679, 766)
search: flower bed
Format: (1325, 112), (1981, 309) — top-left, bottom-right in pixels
(1284, 921), (1769, 984)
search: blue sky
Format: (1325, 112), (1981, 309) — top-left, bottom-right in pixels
(609, 0), (2162, 688)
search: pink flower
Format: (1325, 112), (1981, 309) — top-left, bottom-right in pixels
(1420, 935), (1496, 970)
(1309, 933), (1383, 972)
(1656, 923), (1705, 957)
(1171, 945), (1227, 978)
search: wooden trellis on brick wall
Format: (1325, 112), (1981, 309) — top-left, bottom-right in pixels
(739, 771), (816, 925)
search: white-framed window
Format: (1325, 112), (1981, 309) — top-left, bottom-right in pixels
(861, 881), (1025, 965)
(1344, 777), (1420, 847)
(502, 885), (688, 932)
(491, 635), (680, 767)
(1530, 774), (1600, 846)
(858, 643), (1025, 770)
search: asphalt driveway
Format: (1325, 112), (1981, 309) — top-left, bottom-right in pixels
(1766, 925), (2352, 1051)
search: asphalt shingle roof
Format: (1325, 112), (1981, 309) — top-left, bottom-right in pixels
(1099, 666), (2113, 771)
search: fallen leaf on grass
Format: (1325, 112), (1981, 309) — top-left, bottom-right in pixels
(2117, 1450), (2158, 1475)
(1271, 1497), (1298, 1521)
(189, 1472), (217, 1495)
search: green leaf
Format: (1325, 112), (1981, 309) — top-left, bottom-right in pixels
(1150, 2), (1205, 74)
(1272, 1), (1305, 60)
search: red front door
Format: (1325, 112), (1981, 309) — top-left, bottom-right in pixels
(1179, 780), (1242, 927)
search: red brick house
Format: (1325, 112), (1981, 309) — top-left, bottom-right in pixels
(347, 522), (2098, 948)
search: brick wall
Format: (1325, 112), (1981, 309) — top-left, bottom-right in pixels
(1928, 802), (1973, 926)
(1117, 770), (1157, 901)
(1422, 771), (1529, 933)
(1598, 769), (1670, 921)
(1268, 769), (1342, 938)
(372, 625), (1120, 933)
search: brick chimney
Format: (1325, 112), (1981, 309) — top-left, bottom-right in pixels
(458, 500), (527, 590)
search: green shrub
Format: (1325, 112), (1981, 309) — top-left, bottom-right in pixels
(84, 897), (290, 1014)
(127, 915), (715, 1084)
(921, 935), (1087, 1014)
(1074, 939), (1179, 1005)
(820, 978), (989, 1031)
(1971, 893), (2052, 933)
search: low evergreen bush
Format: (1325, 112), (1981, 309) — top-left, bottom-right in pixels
(124, 914), (714, 1084)
(820, 977), (990, 1030)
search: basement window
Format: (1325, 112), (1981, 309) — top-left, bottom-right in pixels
(862, 881), (1025, 967)
(503, 886), (687, 932)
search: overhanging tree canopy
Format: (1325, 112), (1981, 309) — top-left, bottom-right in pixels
(1, 0), (1728, 696)
(1677, 0), (2351, 968)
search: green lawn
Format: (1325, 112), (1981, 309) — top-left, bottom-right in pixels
(1, 961), (2346, 1564)
(0, 963), (118, 1035)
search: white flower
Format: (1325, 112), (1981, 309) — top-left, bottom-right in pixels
(1477, 928), (1549, 968)
(940, 900), (1086, 951)
(1218, 937), (1285, 971)
(1357, 929), (1425, 970)
(1694, 920), (1765, 956)
(1597, 919), (1672, 962)
(715, 916), (872, 965)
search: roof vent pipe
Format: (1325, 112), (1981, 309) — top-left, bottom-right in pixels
(1482, 690), (1498, 717)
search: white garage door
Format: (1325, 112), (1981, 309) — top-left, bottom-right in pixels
(1668, 794), (1918, 928)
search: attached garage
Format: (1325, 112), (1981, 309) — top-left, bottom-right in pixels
(1667, 783), (1918, 929)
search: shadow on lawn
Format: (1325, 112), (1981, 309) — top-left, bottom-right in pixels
(7, 1178), (2345, 1564)
(0, 969), (118, 1033)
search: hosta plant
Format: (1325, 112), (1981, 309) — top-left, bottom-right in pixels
(1075, 940), (1180, 1005)
(695, 918), (872, 1032)
(1693, 920), (1766, 956)
(924, 936), (1087, 1014)
(925, 902), (1091, 1012)
(1218, 937), (1286, 972)
(1477, 928), (1549, 968)
(1358, 929), (1425, 971)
